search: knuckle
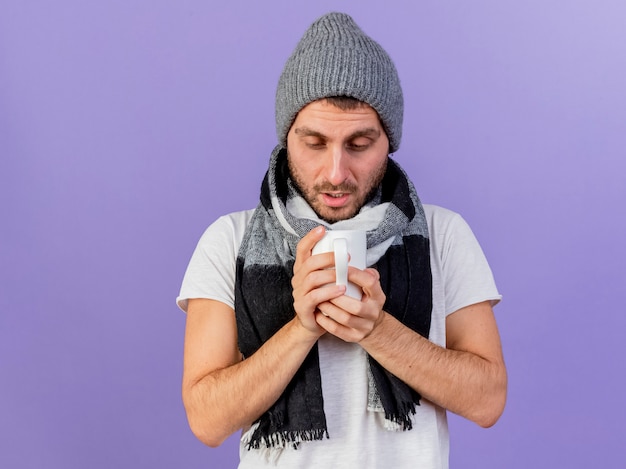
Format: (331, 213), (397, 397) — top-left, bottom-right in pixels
(365, 276), (378, 289)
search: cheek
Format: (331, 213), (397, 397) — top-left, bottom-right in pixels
(288, 155), (318, 193)
(289, 153), (325, 180)
(355, 158), (387, 189)
(290, 158), (315, 180)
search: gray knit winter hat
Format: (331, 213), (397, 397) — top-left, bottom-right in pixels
(276, 12), (404, 153)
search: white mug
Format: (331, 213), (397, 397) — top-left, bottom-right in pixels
(311, 230), (367, 300)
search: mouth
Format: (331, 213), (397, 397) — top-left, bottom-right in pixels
(321, 192), (351, 208)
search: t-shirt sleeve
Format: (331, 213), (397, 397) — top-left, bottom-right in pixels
(439, 211), (502, 316)
(176, 210), (253, 313)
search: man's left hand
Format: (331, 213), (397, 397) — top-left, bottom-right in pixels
(315, 267), (387, 342)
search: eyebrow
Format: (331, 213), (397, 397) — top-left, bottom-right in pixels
(294, 126), (381, 140)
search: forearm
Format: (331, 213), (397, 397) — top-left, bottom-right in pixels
(360, 312), (507, 427)
(183, 318), (320, 447)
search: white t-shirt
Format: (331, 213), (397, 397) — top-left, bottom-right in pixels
(177, 204), (501, 469)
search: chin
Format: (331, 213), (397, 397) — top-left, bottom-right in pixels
(317, 206), (359, 223)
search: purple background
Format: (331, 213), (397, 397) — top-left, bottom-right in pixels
(2, 1), (625, 467)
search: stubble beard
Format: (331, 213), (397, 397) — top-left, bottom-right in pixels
(287, 154), (388, 223)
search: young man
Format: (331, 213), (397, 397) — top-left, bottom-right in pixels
(177, 12), (506, 468)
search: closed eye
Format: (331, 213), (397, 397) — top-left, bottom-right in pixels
(305, 140), (326, 150)
(346, 138), (373, 152)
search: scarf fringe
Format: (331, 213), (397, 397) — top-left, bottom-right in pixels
(246, 428), (329, 451)
(384, 401), (418, 431)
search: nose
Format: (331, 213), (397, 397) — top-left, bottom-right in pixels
(325, 146), (349, 186)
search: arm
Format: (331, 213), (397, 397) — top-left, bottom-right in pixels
(182, 299), (320, 447)
(360, 300), (506, 427)
(316, 269), (507, 427)
(181, 227), (345, 447)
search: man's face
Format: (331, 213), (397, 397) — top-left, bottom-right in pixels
(287, 100), (389, 223)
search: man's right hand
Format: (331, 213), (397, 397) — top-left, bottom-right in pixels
(291, 226), (347, 335)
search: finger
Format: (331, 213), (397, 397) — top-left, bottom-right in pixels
(348, 267), (383, 294)
(327, 294), (360, 313)
(292, 267), (342, 301)
(293, 226), (326, 271)
(316, 304), (374, 341)
(328, 295), (378, 322)
(364, 268), (380, 281)
(294, 284), (346, 318)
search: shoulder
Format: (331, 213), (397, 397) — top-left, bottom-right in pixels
(210, 209), (256, 232)
(198, 209), (256, 246)
(423, 204), (501, 312)
(176, 209), (256, 312)
(422, 204), (467, 237)
(422, 204), (483, 256)
(192, 208), (257, 270)
(422, 203), (457, 219)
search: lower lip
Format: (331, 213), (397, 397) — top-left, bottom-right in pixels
(322, 193), (351, 208)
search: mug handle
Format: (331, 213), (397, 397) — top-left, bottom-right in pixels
(333, 238), (349, 287)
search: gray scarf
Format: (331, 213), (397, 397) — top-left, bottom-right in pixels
(235, 146), (432, 450)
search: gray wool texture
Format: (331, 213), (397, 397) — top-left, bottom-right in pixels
(275, 12), (404, 153)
